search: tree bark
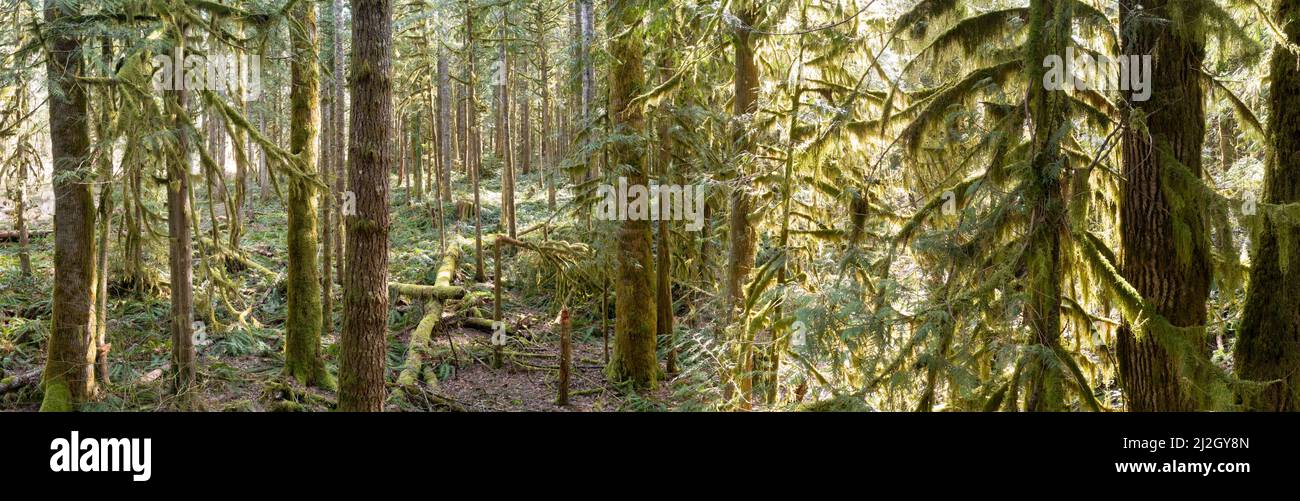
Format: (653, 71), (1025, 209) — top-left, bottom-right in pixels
(93, 39), (115, 387)
(1116, 0), (1213, 411)
(605, 0), (657, 389)
(41, 0), (98, 411)
(284, 1), (331, 388)
(725, 1), (759, 317)
(1020, 0), (1072, 412)
(1235, 0), (1300, 411)
(467, 1), (485, 282)
(338, 0), (394, 412)
(438, 46), (452, 202)
(166, 53), (196, 402)
(320, 0), (337, 338)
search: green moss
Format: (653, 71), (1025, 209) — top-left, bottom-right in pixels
(795, 394), (873, 412)
(39, 380), (74, 412)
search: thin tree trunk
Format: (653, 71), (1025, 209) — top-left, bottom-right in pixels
(726, 1), (759, 316)
(727, 0), (760, 406)
(320, 0), (337, 338)
(655, 49), (675, 375)
(1021, 0), (1073, 412)
(467, 1), (485, 282)
(501, 39), (516, 240)
(438, 46), (452, 202)
(93, 39), (115, 386)
(16, 157), (31, 278)
(165, 36), (195, 403)
(333, 0), (346, 289)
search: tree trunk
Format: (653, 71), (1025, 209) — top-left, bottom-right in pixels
(467, 2), (485, 282)
(655, 50), (675, 375)
(332, 0), (347, 293)
(605, 0), (657, 389)
(539, 14), (554, 211)
(725, 1), (759, 317)
(284, 1), (330, 389)
(16, 157), (31, 278)
(438, 47), (452, 202)
(578, 0), (594, 181)
(320, 0), (337, 339)
(1020, 0), (1072, 412)
(338, 0), (394, 412)
(413, 113), (423, 199)
(497, 30), (516, 240)
(166, 59), (195, 402)
(93, 39), (115, 387)
(1235, 0), (1300, 411)
(41, 0), (98, 411)
(727, 0), (760, 406)
(1116, 0), (1212, 411)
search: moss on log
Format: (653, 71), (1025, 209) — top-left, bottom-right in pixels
(390, 283), (466, 300)
(394, 243), (462, 399)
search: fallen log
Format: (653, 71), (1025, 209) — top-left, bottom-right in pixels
(0, 370), (41, 394)
(390, 283), (466, 300)
(394, 243), (462, 398)
(461, 316), (510, 335)
(0, 230), (48, 242)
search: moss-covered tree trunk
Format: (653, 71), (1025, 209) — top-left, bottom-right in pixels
(1020, 0), (1072, 412)
(1235, 0), (1300, 411)
(338, 0), (394, 412)
(726, 0), (760, 406)
(41, 0), (98, 411)
(725, 1), (759, 318)
(284, 1), (331, 389)
(605, 0), (657, 389)
(165, 36), (196, 401)
(1117, 0), (1212, 411)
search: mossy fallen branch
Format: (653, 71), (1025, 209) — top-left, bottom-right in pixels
(394, 243), (462, 401)
(390, 283), (467, 300)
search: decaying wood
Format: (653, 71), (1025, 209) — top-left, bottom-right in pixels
(460, 316), (505, 334)
(0, 370), (40, 394)
(0, 230), (49, 242)
(557, 308), (571, 406)
(390, 283), (466, 300)
(395, 242), (462, 399)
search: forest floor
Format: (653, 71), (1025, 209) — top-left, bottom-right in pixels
(0, 168), (685, 412)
